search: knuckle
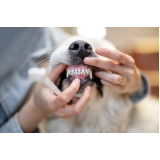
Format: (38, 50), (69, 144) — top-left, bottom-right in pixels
(108, 62), (115, 69)
(117, 53), (123, 61)
(119, 87), (125, 92)
(62, 116), (70, 119)
(129, 56), (135, 65)
(114, 75), (121, 84)
(105, 49), (110, 56)
(93, 58), (98, 66)
(54, 112), (59, 116)
(60, 95), (69, 103)
(86, 95), (91, 101)
(75, 108), (82, 115)
(128, 69), (134, 77)
(72, 84), (79, 91)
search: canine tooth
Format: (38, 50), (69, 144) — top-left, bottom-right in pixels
(89, 70), (92, 79)
(68, 69), (71, 75)
(66, 71), (68, 77)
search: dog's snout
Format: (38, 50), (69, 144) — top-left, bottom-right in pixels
(68, 40), (92, 60)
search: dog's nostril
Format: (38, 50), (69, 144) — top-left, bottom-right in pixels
(84, 43), (92, 51)
(69, 43), (79, 50)
(68, 41), (92, 60)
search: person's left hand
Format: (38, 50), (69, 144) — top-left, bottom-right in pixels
(84, 47), (141, 94)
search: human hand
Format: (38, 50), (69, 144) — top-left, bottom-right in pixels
(33, 64), (91, 119)
(84, 47), (141, 94)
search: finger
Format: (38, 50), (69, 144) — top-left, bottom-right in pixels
(58, 86), (91, 115)
(95, 71), (126, 85)
(55, 78), (80, 106)
(95, 47), (135, 65)
(100, 79), (125, 93)
(61, 115), (72, 119)
(84, 57), (135, 79)
(84, 57), (123, 75)
(74, 86), (91, 114)
(48, 63), (66, 82)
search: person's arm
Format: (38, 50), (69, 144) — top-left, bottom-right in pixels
(1, 64), (90, 133)
(17, 96), (48, 133)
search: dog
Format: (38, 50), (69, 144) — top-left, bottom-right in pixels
(36, 36), (159, 133)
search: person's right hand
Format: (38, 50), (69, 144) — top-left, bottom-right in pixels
(33, 64), (91, 119)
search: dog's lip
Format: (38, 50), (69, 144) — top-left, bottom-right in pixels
(65, 76), (91, 85)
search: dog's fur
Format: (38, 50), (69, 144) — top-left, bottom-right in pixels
(34, 36), (158, 133)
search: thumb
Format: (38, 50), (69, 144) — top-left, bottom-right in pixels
(48, 64), (66, 83)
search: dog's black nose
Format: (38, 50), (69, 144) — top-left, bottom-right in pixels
(68, 40), (92, 60)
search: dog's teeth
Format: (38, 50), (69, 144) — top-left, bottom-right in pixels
(78, 69), (80, 75)
(75, 69), (77, 75)
(89, 70), (92, 79)
(85, 69), (88, 74)
(86, 68), (89, 75)
(66, 71), (69, 77)
(68, 69), (71, 75)
(82, 68), (85, 74)
(71, 69), (74, 75)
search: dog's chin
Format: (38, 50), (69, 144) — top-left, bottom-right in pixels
(62, 76), (94, 94)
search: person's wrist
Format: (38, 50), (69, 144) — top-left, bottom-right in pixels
(17, 96), (49, 133)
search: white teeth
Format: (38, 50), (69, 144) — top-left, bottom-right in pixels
(89, 70), (92, 79)
(71, 69), (74, 75)
(75, 69), (77, 75)
(86, 68), (90, 74)
(82, 68), (85, 74)
(78, 69), (80, 75)
(66, 68), (92, 79)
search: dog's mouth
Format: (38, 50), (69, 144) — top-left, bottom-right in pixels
(61, 64), (94, 94)
(66, 64), (93, 80)
(54, 40), (104, 99)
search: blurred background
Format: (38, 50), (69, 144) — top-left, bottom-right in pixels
(59, 27), (159, 98)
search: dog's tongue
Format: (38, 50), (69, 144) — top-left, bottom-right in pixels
(66, 64), (92, 79)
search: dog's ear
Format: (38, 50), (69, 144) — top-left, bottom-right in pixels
(94, 76), (103, 97)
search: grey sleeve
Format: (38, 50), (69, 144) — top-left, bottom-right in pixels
(0, 114), (24, 133)
(130, 71), (150, 105)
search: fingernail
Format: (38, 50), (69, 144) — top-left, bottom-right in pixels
(96, 47), (103, 53)
(84, 57), (92, 64)
(75, 78), (80, 83)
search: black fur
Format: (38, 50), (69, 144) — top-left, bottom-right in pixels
(94, 76), (103, 97)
